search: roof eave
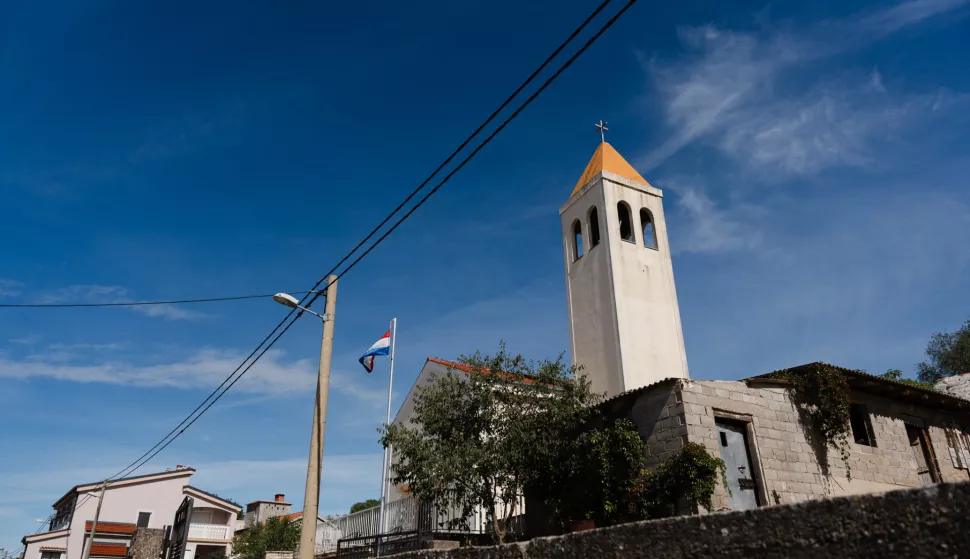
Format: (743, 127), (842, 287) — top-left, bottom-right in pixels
(745, 362), (970, 412)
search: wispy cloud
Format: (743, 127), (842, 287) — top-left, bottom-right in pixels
(0, 279), (24, 298)
(8, 335), (39, 346)
(660, 181), (763, 253)
(0, 347), (387, 406)
(37, 285), (209, 321)
(682, 187), (970, 380)
(188, 454), (384, 513)
(638, 0), (970, 174)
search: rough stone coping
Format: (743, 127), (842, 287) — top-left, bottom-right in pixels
(394, 482), (970, 558)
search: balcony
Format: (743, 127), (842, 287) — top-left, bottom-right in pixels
(188, 523), (231, 541)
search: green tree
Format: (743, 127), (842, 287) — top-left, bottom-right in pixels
(543, 418), (646, 528)
(349, 499), (380, 513)
(379, 344), (602, 544)
(917, 319), (970, 383)
(880, 368), (936, 390)
(232, 516), (300, 559)
(637, 443), (727, 519)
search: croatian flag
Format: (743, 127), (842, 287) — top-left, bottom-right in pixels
(359, 330), (391, 373)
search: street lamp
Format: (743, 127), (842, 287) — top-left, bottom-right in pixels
(272, 278), (339, 559)
(272, 293), (330, 321)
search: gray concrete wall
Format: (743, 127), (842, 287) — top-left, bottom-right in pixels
(394, 482), (970, 558)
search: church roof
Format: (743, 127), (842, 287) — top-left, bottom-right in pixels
(570, 141), (650, 198)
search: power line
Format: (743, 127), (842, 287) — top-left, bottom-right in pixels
(113, 0), (638, 480)
(20, 0), (638, 540)
(0, 292), (312, 308)
(1, 0), (605, 317)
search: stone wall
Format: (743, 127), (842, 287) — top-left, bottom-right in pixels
(680, 379), (970, 509)
(127, 528), (163, 559)
(937, 373), (970, 400)
(394, 482), (970, 559)
(599, 380), (686, 469)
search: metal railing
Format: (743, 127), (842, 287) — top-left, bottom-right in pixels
(334, 495), (525, 538)
(334, 531), (421, 559)
(328, 495), (526, 557)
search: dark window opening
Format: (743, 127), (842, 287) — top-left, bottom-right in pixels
(849, 404), (876, 446)
(617, 202), (634, 243)
(640, 208), (657, 249)
(572, 220), (583, 261)
(906, 424), (939, 485)
(719, 432), (728, 447)
(137, 512), (151, 528)
(588, 207), (601, 247)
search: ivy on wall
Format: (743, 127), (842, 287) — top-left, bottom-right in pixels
(638, 442), (729, 519)
(777, 364), (854, 480)
(549, 427), (729, 527)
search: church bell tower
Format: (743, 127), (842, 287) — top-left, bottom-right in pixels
(560, 134), (689, 398)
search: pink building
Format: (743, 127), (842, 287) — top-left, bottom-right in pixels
(21, 467), (241, 559)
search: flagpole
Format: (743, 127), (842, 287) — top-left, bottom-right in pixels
(377, 318), (396, 555)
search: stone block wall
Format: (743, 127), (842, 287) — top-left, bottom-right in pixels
(680, 379), (970, 509)
(394, 482), (970, 559)
(599, 380), (687, 469)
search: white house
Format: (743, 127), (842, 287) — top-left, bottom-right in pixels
(21, 466), (241, 559)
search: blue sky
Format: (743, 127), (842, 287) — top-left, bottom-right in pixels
(2, 0), (970, 549)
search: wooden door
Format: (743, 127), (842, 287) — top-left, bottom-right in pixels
(905, 424), (938, 486)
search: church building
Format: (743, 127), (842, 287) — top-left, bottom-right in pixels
(387, 136), (970, 519)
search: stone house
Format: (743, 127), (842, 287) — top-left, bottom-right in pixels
(601, 362), (970, 511)
(242, 494), (291, 528)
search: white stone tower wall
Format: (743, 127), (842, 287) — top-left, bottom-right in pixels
(561, 169), (689, 398)
(561, 181), (624, 398)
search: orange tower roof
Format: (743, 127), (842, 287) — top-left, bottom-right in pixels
(570, 141), (649, 198)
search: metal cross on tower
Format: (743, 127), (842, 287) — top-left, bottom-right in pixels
(594, 120), (608, 142)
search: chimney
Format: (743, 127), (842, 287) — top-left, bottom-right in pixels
(274, 494), (285, 503)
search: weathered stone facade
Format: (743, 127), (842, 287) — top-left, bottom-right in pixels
(601, 365), (970, 512)
(127, 528), (163, 559)
(937, 372), (970, 400)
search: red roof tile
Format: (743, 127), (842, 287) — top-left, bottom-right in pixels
(427, 357), (544, 385)
(285, 512), (303, 521)
(84, 522), (137, 535)
(89, 544), (127, 557)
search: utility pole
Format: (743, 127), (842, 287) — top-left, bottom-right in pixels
(80, 481), (107, 559)
(298, 276), (338, 559)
